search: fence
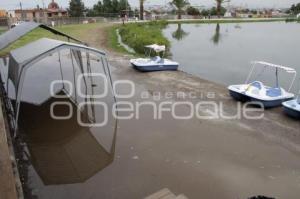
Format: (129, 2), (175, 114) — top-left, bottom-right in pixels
(1, 16), (124, 29)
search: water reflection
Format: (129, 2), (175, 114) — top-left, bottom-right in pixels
(234, 24), (242, 29)
(19, 91), (116, 185)
(211, 23), (221, 45)
(172, 23), (189, 41)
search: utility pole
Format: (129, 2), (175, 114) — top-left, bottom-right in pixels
(20, 1), (23, 21)
(41, 0), (46, 24)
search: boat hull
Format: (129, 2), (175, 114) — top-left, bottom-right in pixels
(229, 89), (292, 108)
(132, 63), (178, 72)
(283, 106), (300, 119)
(282, 100), (300, 119)
(229, 90), (250, 102)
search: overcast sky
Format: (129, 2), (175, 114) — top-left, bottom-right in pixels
(1, 0), (300, 10)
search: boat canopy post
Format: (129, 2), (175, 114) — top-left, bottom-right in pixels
(245, 62), (257, 84)
(245, 61), (297, 92)
(288, 71), (297, 92)
(275, 68), (279, 88)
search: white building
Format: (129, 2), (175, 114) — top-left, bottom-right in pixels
(224, 11), (233, 18)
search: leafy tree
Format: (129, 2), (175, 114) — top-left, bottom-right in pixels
(119, 0), (130, 12)
(290, 3), (300, 15)
(215, 0), (229, 18)
(88, 0), (131, 17)
(201, 9), (210, 17)
(170, 0), (190, 19)
(68, 0), (85, 17)
(103, 0), (113, 13)
(210, 6), (226, 16)
(111, 0), (119, 13)
(187, 6), (200, 16)
(92, 1), (103, 15)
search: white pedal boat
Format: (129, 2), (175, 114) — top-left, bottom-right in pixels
(228, 61), (297, 108)
(130, 44), (179, 72)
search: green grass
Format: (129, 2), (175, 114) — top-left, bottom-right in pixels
(0, 23), (102, 56)
(117, 20), (170, 55)
(106, 25), (132, 54)
(0, 27), (7, 35)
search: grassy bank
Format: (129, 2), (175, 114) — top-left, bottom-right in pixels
(117, 21), (170, 55)
(0, 23), (102, 56)
(105, 25), (132, 54)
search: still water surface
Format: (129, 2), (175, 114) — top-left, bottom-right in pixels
(163, 22), (300, 93)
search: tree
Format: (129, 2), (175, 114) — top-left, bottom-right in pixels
(119, 0), (130, 12)
(211, 23), (221, 45)
(187, 6), (200, 16)
(201, 9), (210, 17)
(68, 0), (85, 17)
(111, 0), (119, 13)
(215, 0), (229, 18)
(170, 0), (190, 19)
(103, 0), (113, 13)
(210, 6), (226, 16)
(92, 1), (103, 16)
(140, 0), (145, 20)
(290, 3), (300, 15)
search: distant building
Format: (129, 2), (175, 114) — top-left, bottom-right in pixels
(7, 10), (15, 18)
(224, 11), (233, 18)
(47, 0), (67, 18)
(14, 0), (67, 22)
(0, 9), (6, 17)
(271, 9), (288, 18)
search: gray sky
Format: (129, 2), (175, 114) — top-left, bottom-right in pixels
(1, 0), (299, 10)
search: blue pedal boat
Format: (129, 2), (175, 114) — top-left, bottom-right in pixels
(228, 61), (297, 108)
(282, 90), (300, 119)
(130, 44), (179, 72)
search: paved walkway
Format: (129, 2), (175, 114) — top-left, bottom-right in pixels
(0, 101), (18, 199)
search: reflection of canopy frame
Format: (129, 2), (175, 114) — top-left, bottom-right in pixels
(19, 96), (118, 184)
(245, 61), (297, 92)
(7, 39), (115, 137)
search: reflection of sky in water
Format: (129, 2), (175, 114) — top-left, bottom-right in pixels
(10, 49), (118, 198)
(164, 22), (300, 93)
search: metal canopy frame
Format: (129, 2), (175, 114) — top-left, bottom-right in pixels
(8, 39), (115, 137)
(0, 22), (85, 51)
(245, 61), (297, 92)
(144, 44), (166, 58)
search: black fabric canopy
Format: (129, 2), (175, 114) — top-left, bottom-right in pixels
(0, 22), (84, 51)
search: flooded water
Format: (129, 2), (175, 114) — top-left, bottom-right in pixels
(2, 22), (300, 199)
(163, 22), (300, 93)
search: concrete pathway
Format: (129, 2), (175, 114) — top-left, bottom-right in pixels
(0, 102), (18, 199)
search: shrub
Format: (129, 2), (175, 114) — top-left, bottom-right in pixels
(118, 21), (170, 55)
